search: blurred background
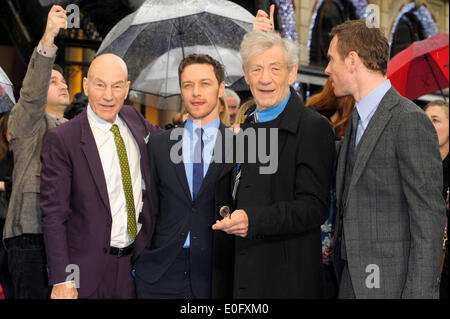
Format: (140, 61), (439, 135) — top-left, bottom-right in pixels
(0, 0), (448, 128)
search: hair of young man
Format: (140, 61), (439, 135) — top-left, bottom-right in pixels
(52, 64), (64, 76)
(330, 19), (389, 75)
(178, 54), (225, 85)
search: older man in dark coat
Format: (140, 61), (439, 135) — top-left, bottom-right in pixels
(212, 30), (335, 298)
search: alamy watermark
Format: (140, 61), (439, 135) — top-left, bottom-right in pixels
(365, 264), (380, 289)
(169, 123), (279, 175)
(65, 264), (80, 288)
(66, 4), (80, 29)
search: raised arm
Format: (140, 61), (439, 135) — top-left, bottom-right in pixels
(8, 5), (67, 139)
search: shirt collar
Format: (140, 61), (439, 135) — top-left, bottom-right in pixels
(87, 104), (119, 133)
(356, 79), (391, 122)
(252, 91), (291, 123)
(185, 116), (220, 140)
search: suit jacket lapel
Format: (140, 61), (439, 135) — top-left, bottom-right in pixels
(167, 126), (193, 203)
(195, 123), (228, 200)
(80, 110), (111, 213)
(348, 89), (397, 192)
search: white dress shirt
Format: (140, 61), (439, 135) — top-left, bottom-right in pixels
(87, 104), (143, 248)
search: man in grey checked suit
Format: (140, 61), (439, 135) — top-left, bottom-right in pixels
(326, 20), (446, 298)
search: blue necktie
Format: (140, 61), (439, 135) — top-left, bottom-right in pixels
(192, 128), (204, 199)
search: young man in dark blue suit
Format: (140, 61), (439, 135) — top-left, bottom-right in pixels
(135, 54), (232, 298)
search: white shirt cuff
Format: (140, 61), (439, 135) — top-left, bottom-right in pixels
(37, 41), (58, 58)
(53, 280), (75, 287)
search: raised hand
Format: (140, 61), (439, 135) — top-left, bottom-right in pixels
(253, 4), (275, 32)
(41, 5), (67, 47)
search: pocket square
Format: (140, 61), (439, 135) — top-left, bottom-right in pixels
(144, 133), (150, 144)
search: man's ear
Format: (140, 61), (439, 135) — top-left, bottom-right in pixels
(82, 77), (88, 96)
(125, 80), (131, 97)
(243, 66), (250, 85)
(218, 81), (225, 98)
(347, 51), (359, 71)
(288, 63), (298, 85)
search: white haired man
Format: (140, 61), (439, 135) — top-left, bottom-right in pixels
(224, 88), (240, 125)
(212, 30), (336, 298)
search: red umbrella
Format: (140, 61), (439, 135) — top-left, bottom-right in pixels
(387, 33), (449, 101)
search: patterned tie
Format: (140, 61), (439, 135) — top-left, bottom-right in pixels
(110, 124), (137, 241)
(192, 128), (204, 199)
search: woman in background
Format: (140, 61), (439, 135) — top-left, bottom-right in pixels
(305, 78), (354, 139)
(218, 96), (230, 127)
(424, 99), (449, 299)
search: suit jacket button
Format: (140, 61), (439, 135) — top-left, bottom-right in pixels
(106, 221), (111, 227)
(192, 207), (197, 213)
(103, 248), (108, 254)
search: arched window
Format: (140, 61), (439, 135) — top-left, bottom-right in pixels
(309, 0), (360, 67)
(390, 4), (438, 59)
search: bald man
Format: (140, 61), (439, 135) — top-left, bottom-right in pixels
(40, 53), (161, 299)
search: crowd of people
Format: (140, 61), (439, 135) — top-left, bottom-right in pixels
(0, 4), (448, 299)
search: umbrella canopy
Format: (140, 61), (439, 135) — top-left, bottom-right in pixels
(97, 0), (254, 99)
(133, 45), (244, 97)
(0, 67), (16, 113)
(387, 33), (449, 101)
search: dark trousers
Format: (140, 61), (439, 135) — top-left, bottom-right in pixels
(0, 218), (14, 298)
(322, 263), (339, 299)
(338, 262), (356, 299)
(440, 251), (449, 299)
(4, 234), (50, 299)
(86, 252), (135, 299)
(136, 248), (194, 299)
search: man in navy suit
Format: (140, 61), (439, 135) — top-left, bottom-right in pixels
(40, 53), (161, 298)
(134, 54), (232, 299)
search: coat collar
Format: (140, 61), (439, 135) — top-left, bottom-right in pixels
(79, 109), (111, 213)
(272, 86), (304, 134)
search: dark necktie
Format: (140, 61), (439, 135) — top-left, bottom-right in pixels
(339, 108), (360, 260)
(192, 128), (204, 199)
(342, 107), (360, 203)
(348, 108), (360, 168)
